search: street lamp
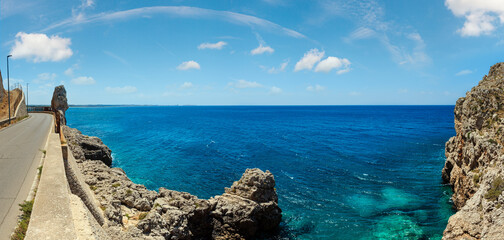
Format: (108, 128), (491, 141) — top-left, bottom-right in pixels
(7, 55), (12, 124)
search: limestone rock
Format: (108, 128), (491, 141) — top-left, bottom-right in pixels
(63, 125), (282, 239)
(442, 62), (504, 239)
(64, 126), (113, 166)
(51, 85), (69, 125)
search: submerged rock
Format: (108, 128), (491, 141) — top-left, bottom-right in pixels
(442, 62), (504, 239)
(63, 126), (282, 239)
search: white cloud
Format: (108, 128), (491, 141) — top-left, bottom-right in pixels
(251, 44), (274, 55)
(105, 86), (137, 94)
(64, 64), (79, 76)
(269, 86), (282, 94)
(268, 61), (289, 74)
(43, 6), (305, 39)
(307, 84), (326, 92)
(72, 76), (95, 85)
(81, 0), (94, 9)
(177, 60), (200, 70)
(36, 73), (57, 82)
(64, 68), (74, 76)
(180, 82), (194, 89)
(445, 0), (504, 36)
(338, 1), (430, 66)
(198, 41), (227, 50)
(348, 27), (376, 40)
(228, 79), (263, 89)
(294, 49), (325, 71)
(456, 69), (473, 76)
(315, 57), (351, 73)
(10, 32), (73, 62)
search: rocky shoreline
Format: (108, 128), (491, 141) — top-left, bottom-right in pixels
(48, 85), (282, 239)
(442, 63), (504, 239)
(63, 125), (281, 239)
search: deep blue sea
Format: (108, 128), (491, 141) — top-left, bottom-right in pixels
(66, 106), (455, 239)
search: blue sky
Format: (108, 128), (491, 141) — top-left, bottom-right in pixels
(1, 0), (503, 105)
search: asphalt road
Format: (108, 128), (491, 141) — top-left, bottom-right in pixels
(0, 113), (52, 239)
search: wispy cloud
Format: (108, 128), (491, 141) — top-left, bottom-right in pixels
(269, 86), (282, 94)
(198, 41), (228, 50)
(33, 73), (57, 84)
(177, 60), (200, 71)
(228, 79), (263, 89)
(103, 51), (128, 65)
(72, 76), (95, 85)
(105, 86), (137, 94)
(42, 6), (306, 38)
(456, 69), (473, 76)
(180, 82), (194, 89)
(267, 61), (289, 73)
(339, 0), (430, 66)
(307, 84), (326, 92)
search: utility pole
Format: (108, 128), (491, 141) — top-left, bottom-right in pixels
(7, 55), (12, 124)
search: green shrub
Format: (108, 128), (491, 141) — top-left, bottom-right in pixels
(11, 200), (34, 240)
(485, 177), (504, 201)
(112, 183), (121, 188)
(139, 212), (148, 220)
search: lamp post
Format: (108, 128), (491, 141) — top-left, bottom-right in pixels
(26, 83), (29, 108)
(7, 55), (12, 124)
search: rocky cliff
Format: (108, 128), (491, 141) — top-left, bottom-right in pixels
(442, 63), (504, 239)
(63, 126), (282, 239)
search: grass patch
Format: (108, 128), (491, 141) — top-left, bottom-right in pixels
(89, 185), (97, 191)
(100, 205), (106, 211)
(10, 200), (34, 240)
(39, 149), (46, 157)
(485, 176), (504, 201)
(111, 183), (121, 188)
(139, 212), (148, 220)
(126, 189), (132, 196)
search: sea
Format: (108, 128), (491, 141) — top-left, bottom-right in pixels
(66, 105), (456, 240)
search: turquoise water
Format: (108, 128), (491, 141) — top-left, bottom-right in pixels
(66, 106), (455, 239)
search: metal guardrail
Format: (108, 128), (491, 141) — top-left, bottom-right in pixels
(27, 106), (53, 112)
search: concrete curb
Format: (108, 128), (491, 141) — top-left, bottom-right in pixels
(25, 132), (78, 239)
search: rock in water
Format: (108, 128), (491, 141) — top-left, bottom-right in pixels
(51, 85), (69, 125)
(442, 62), (504, 239)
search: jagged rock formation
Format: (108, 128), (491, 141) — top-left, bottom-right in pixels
(64, 127), (113, 166)
(442, 63), (504, 239)
(51, 85), (69, 125)
(63, 126), (281, 239)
